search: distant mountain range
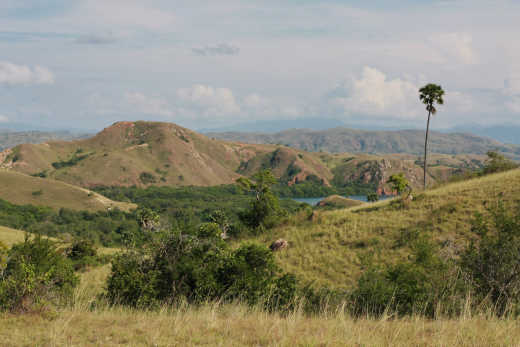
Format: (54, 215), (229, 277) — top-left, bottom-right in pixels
(0, 130), (91, 151)
(207, 128), (520, 159)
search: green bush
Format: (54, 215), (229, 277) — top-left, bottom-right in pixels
(460, 203), (520, 315)
(481, 151), (518, 176)
(105, 229), (295, 308)
(351, 236), (460, 317)
(0, 236), (78, 312)
(66, 239), (99, 271)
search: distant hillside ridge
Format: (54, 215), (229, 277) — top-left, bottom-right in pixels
(0, 121), (333, 189)
(207, 128), (520, 158)
(0, 130), (90, 151)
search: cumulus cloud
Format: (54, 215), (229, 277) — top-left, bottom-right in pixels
(192, 43), (240, 56)
(0, 115), (8, 123)
(177, 85), (240, 116)
(429, 32), (478, 65)
(329, 67), (421, 119)
(0, 61), (55, 85)
(124, 92), (173, 117)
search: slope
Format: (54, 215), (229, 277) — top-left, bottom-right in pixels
(249, 169), (520, 289)
(0, 225), (26, 247)
(0, 170), (136, 212)
(207, 128), (520, 159)
(0, 121), (333, 189)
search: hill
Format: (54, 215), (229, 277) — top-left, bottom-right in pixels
(0, 121), (336, 189)
(207, 128), (520, 159)
(0, 121), (488, 194)
(250, 168), (520, 288)
(0, 170), (136, 212)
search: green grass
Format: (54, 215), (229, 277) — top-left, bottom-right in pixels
(0, 170), (136, 212)
(249, 169), (520, 289)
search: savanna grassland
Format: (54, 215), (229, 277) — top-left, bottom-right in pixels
(0, 265), (519, 347)
(1, 170), (520, 346)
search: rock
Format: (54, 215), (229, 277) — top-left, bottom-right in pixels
(270, 239), (288, 252)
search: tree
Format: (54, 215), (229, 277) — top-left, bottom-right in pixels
(419, 84), (444, 190)
(136, 207), (160, 232)
(236, 170), (281, 230)
(387, 173), (411, 197)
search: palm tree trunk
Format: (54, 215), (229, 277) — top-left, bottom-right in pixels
(423, 111), (431, 190)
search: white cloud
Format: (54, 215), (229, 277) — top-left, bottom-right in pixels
(429, 32), (478, 65)
(124, 92), (173, 117)
(0, 61), (55, 85)
(329, 67), (421, 119)
(177, 85), (240, 116)
(0, 115), (8, 123)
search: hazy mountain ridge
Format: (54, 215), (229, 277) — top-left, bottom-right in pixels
(207, 128), (520, 159)
(0, 130), (91, 151)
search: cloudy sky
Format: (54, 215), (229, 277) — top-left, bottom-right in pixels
(0, 0), (519, 131)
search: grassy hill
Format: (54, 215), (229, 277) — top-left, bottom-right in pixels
(0, 170), (136, 212)
(0, 121), (488, 194)
(250, 168), (520, 288)
(0, 121), (333, 189)
(208, 128), (520, 159)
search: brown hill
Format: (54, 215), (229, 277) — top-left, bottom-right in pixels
(0, 121), (333, 188)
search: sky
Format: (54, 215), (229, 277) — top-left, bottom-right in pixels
(0, 0), (519, 132)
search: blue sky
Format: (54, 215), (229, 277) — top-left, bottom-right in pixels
(0, 0), (519, 131)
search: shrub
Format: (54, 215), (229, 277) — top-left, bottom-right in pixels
(460, 203), (520, 315)
(351, 236), (460, 317)
(0, 236), (78, 312)
(481, 151), (518, 176)
(139, 172), (157, 184)
(66, 239), (98, 271)
(105, 229), (296, 308)
(367, 192), (379, 202)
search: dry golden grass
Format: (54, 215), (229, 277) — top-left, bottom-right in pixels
(1, 263), (519, 346)
(1, 299), (520, 346)
(0, 226), (26, 247)
(251, 169), (520, 288)
(0, 170), (136, 212)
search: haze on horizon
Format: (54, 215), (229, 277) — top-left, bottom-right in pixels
(0, 0), (519, 133)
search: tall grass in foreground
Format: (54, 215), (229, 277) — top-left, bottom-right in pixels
(3, 290), (520, 346)
(1, 265), (515, 346)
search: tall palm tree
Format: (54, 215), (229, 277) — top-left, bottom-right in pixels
(419, 84), (444, 190)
